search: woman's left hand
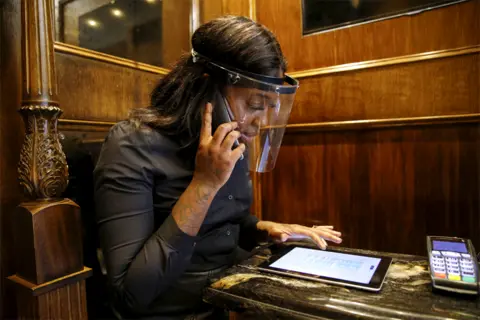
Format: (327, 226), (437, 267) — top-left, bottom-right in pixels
(256, 221), (342, 250)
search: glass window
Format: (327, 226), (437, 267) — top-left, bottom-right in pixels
(55, 0), (192, 68)
(302, 0), (469, 35)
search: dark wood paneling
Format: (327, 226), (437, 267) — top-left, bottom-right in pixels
(254, 0), (480, 258)
(0, 0), (23, 318)
(256, 0), (480, 71)
(15, 280), (88, 320)
(289, 53), (479, 124)
(261, 124), (480, 256)
(55, 52), (161, 122)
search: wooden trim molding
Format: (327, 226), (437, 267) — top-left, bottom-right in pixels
(81, 139), (108, 144)
(288, 45), (480, 79)
(58, 119), (116, 133)
(285, 113), (480, 133)
(190, 0), (201, 39)
(8, 267), (92, 297)
(58, 113), (480, 134)
(249, 0), (257, 21)
(54, 42), (170, 75)
(59, 119), (116, 127)
(250, 173), (263, 220)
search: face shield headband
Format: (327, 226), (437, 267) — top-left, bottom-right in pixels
(191, 49), (299, 173)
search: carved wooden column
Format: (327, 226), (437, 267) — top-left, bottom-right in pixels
(7, 0), (92, 319)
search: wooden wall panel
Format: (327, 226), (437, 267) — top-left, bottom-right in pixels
(289, 53), (479, 124)
(221, 0), (251, 18)
(256, 0), (480, 70)
(200, 0), (252, 24)
(253, 0), (480, 257)
(161, 0), (191, 68)
(55, 52), (161, 122)
(260, 124), (480, 256)
(0, 0), (23, 318)
(200, 0), (224, 23)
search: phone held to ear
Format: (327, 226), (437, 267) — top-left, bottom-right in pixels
(211, 93), (244, 160)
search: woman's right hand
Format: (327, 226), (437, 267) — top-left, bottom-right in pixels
(193, 103), (246, 190)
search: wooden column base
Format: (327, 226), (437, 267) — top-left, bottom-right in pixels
(8, 267), (92, 320)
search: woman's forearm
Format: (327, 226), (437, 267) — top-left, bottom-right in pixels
(172, 178), (219, 236)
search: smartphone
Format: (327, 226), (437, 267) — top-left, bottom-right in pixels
(211, 92), (243, 159)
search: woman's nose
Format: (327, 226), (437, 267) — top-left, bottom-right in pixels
(252, 117), (262, 128)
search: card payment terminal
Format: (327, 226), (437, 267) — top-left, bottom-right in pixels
(427, 236), (479, 295)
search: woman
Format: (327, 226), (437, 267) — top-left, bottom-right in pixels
(94, 15), (342, 319)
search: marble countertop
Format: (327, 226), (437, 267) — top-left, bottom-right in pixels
(203, 244), (480, 319)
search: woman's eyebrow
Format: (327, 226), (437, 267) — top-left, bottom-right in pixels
(250, 92), (276, 106)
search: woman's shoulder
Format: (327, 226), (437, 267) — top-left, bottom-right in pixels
(95, 120), (186, 172)
(105, 120), (180, 152)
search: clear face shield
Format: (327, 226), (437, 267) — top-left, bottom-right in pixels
(193, 50), (299, 173)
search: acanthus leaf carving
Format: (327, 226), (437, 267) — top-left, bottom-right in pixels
(18, 105), (69, 200)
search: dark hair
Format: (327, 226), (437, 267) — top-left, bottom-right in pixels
(129, 15), (287, 143)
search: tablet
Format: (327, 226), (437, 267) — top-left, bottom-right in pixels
(257, 246), (393, 292)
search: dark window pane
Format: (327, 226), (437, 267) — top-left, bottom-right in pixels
(56, 0), (191, 68)
(302, 0), (469, 35)
(77, 0), (162, 63)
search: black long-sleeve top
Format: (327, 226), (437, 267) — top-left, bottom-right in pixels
(93, 120), (259, 317)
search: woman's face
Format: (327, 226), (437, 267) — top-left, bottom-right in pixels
(224, 86), (278, 144)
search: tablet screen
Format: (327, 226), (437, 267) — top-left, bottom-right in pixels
(269, 247), (382, 284)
